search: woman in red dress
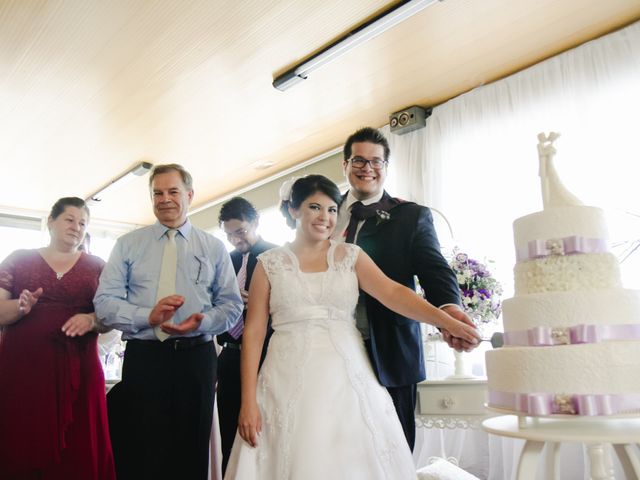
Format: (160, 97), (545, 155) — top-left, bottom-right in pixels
(0, 197), (116, 480)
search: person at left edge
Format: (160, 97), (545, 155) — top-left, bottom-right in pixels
(94, 163), (243, 480)
(0, 197), (115, 480)
(216, 196), (277, 476)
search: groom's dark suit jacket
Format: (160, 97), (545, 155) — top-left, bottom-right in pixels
(350, 191), (461, 387)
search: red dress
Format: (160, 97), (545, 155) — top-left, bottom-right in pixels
(0, 250), (116, 480)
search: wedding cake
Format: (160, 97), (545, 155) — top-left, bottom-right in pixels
(485, 132), (640, 416)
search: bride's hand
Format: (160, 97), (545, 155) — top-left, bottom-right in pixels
(238, 400), (262, 448)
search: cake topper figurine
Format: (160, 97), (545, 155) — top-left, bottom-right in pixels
(537, 132), (583, 208)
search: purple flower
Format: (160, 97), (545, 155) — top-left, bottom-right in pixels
(449, 248), (503, 325)
(455, 253), (468, 262)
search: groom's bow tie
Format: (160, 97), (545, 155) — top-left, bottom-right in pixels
(345, 200), (387, 243)
(351, 201), (382, 221)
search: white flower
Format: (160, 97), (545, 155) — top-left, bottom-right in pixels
(375, 209), (391, 225)
(279, 177), (297, 202)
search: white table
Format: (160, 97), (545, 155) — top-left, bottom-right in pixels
(415, 378), (491, 474)
(416, 378), (489, 428)
(482, 414), (640, 480)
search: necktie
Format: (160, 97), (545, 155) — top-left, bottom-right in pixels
(345, 199), (397, 243)
(154, 229), (177, 341)
(228, 252), (249, 339)
(345, 202), (364, 243)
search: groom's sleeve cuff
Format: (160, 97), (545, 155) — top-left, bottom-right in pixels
(438, 303), (461, 311)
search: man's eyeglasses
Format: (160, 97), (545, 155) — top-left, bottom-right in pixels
(348, 157), (388, 170)
(225, 228), (249, 240)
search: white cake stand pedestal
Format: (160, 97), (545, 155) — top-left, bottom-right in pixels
(445, 350), (476, 380)
(482, 414), (640, 480)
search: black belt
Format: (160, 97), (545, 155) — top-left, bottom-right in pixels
(222, 342), (241, 350)
(129, 335), (211, 351)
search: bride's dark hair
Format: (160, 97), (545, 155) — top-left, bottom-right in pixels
(280, 175), (343, 228)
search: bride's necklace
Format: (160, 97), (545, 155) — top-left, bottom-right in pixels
(56, 272), (64, 280)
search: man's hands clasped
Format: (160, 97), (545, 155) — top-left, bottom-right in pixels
(149, 295), (204, 335)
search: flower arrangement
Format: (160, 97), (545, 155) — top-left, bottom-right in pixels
(449, 249), (503, 325)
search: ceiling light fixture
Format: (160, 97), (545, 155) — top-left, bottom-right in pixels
(272, 0), (442, 91)
(86, 161), (153, 205)
(251, 159), (277, 170)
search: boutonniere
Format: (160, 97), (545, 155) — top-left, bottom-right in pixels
(375, 209), (391, 225)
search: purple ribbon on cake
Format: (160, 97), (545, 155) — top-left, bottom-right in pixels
(489, 390), (640, 416)
(516, 235), (608, 262)
(503, 324), (640, 346)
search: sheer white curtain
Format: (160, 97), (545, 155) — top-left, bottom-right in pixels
(385, 19), (640, 285)
(388, 20), (640, 479)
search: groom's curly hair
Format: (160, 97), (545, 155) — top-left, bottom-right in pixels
(280, 175), (343, 229)
(343, 127), (390, 163)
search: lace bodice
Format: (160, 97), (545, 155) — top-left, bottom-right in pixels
(226, 241), (416, 479)
(258, 241), (360, 329)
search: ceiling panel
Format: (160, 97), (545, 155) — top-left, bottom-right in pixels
(0, 0), (638, 225)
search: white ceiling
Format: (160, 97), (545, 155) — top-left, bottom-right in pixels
(1, 0), (639, 226)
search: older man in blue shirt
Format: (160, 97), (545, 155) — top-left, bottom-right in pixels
(95, 163), (242, 480)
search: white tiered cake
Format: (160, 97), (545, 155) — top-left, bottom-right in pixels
(485, 133), (640, 416)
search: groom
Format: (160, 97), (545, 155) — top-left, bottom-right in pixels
(336, 127), (477, 450)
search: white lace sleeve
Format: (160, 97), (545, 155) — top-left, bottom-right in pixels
(332, 242), (361, 272)
(257, 246), (295, 282)
(257, 249), (276, 282)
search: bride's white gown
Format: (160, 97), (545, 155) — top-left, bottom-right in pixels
(224, 241), (417, 479)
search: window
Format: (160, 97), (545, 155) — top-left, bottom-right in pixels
(0, 225), (45, 262)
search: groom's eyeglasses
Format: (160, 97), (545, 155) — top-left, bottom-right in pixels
(348, 156), (388, 170)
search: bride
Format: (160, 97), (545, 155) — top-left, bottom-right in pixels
(224, 175), (479, 479)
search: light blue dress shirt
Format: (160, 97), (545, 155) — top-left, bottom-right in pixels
(94, 220), (243, 341)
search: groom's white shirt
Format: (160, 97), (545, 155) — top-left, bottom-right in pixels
(335, 190), (384, 243)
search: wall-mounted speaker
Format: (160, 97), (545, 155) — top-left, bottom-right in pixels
(389, 105), (432, 135)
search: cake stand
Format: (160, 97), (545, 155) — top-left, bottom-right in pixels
(482, 411), (640, 480)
